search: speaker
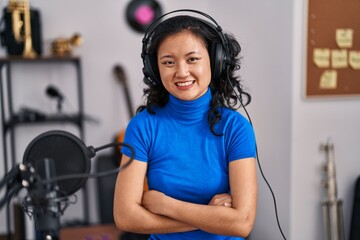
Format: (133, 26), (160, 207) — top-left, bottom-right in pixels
(141, 9), (229, 85)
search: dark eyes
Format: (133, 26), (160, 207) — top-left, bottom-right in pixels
(160, 57), (201, 67)
(160, 57), (201, 66)
(188, 57), (200, 63)
(161, 60), (174, 65)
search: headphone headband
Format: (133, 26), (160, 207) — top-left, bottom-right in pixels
(143, 9), (223, 40)
(141, 9), (229, 84)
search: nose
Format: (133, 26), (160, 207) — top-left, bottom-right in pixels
(175, 61), (190, 78)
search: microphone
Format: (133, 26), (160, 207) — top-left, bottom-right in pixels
(1, 130), (134, 238)
(46, 85), (64, 101)
(22, 130), (134, 195)
(20, 130), (134, 238)
(23, 130), (93, 196)
(45, 85), (64, 113)
(45, 85), (100, 124)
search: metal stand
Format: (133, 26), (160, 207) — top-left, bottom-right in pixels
(322, 200), (345, 240)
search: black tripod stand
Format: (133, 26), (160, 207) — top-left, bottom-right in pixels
(0, 160), (63, 240)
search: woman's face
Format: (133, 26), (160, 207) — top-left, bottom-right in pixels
(157, 31), (211, 101)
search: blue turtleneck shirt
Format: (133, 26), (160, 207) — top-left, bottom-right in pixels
(121, 88), (256, 240)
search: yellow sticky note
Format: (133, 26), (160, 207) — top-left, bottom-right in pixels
(336, 29), (353, 48)
(349, 51), (360, 69)
(320, 70), (337, 89)
(331, 49), (348, 68)
(313, 48), (330, 68)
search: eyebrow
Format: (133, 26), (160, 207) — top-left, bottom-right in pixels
(159, 51), (200, 60)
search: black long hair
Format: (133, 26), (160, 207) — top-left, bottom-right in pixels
(139, 15), (251, 135)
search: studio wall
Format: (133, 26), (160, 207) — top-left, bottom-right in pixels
(0, 1), (359, 240)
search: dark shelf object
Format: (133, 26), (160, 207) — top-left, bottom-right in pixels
(4, 113), (84, 130)
(0, 56), (88, 237)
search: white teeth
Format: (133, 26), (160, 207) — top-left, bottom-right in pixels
(176, 81), (194, 87)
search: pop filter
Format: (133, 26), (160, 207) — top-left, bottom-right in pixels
(22, 130), (94, 196)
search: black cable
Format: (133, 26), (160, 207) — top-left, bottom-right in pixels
(0, 164), (20, 190)
(0, 184), (22, 209)
(228, 78), (287, 240)
(40, 142), (135, 185)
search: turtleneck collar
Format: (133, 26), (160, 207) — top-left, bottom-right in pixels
(166, 88), (212, 122)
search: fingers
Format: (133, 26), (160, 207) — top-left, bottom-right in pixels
(208, 193), (233, 207)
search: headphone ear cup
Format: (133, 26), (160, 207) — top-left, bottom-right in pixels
(143, 54), (160, 85)
(210, 42), (226, 81)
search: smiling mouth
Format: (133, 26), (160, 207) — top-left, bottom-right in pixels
(175, 80), (195, 87)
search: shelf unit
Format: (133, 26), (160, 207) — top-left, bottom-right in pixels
(0, 56), (88, 237)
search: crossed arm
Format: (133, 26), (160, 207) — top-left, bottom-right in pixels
(113, 155), (257, 237)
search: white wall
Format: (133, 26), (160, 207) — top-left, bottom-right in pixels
(1, 0), (359, 239)
(290, 0), (360, 239)
(211, 1), (293, 239)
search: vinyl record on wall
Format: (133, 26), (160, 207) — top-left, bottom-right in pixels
(126, 0), (162, 33)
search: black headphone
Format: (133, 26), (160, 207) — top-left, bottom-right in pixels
(141, 9), (230, 85)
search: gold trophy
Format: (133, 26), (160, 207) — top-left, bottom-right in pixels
(50, 33), (83, 57)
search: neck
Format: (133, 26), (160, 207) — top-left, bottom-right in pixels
(166, 88), (212, 122)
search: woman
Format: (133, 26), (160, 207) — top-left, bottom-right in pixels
(114, 10), (257, 240)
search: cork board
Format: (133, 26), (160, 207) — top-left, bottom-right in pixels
(306, 0), (360, 97)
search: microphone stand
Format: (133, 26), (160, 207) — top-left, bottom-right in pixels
(0, 162), (61, 240)
(0, 163), (34, 240)
(1, 132), (135, 240)
(28, 158), (62, 240)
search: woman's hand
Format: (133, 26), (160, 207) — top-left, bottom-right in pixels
(208, 193), (233, 207)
